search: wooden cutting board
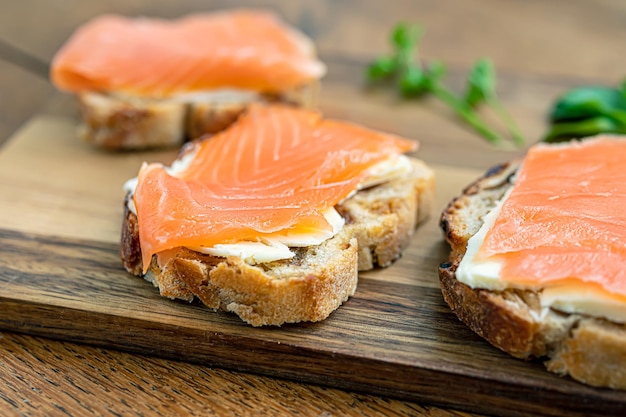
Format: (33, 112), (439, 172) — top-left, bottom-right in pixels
(0, 117), (623, 417)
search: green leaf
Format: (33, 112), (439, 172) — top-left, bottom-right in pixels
(423, 60), (446, 88)
(429, 83), (502, 144)
(364, 22), (525, 149)
(399, 65), (427, 96)
(543, 116), (623, 143)
(391, 24), (422, 50)
(366, 56), (398, 81)
(549, 87), (626, 122)
(607, 108), (626, 126)
(464, 58), (496, 108)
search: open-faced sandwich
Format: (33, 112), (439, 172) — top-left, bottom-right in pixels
(121, 103), (435, 326)
(50, 10), (325, 150)
(439, 135), (626, 389)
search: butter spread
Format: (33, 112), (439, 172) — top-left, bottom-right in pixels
(124, 151), (412, 264)
(189, 207), (344, 263)
(456, 186), (626, 324)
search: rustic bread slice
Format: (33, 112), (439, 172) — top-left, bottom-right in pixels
(438, 160), (626, 389)
(121, 158), (434, 326)
(78, 83), (318, 150)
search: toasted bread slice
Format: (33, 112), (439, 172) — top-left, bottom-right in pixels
(77, 83), (318, 150)
(121, 158), (434, 326)
(439, 160), (626, 389)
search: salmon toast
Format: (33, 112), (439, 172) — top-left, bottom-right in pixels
(50, 10), (325, 149)
(121, 103), (435, 326)
(439, 135), (626, 389)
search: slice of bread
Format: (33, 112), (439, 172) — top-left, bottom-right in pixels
(439, 160), (626, 389)
(77, 83), (318, 150)
(121, 158), (435, 326)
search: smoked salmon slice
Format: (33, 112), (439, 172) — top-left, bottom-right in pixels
(51, 10), (326, 97)
(132, 104), (417, 271)
(477, 136), (626, 298)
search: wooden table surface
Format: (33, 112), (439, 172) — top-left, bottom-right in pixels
(1, 1), (625, 416)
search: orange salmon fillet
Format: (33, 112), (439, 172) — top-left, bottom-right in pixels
(477, 136), (626, 297)
(133, 104), (417, 271)
(51, 10), (326, 97)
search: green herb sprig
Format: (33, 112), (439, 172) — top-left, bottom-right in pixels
(366, 24), (525, 148)
(543, 82), (626, 142)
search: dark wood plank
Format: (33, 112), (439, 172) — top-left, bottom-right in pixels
(0, 110), (624, 417)
(1, 2), (625, 415)
(1, 227), (624, 417)
(0, 333), (476, 417)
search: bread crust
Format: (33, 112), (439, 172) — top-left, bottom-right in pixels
(439, 160), (626, 389)
(78, 83), (318, 150)
(121, 158), (434, 326)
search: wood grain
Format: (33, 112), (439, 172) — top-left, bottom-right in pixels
(1, 230), (624, 417)
(0, 117), (624, 417)
(2, 1), (626, 415)
(0, 332), (476, 417)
